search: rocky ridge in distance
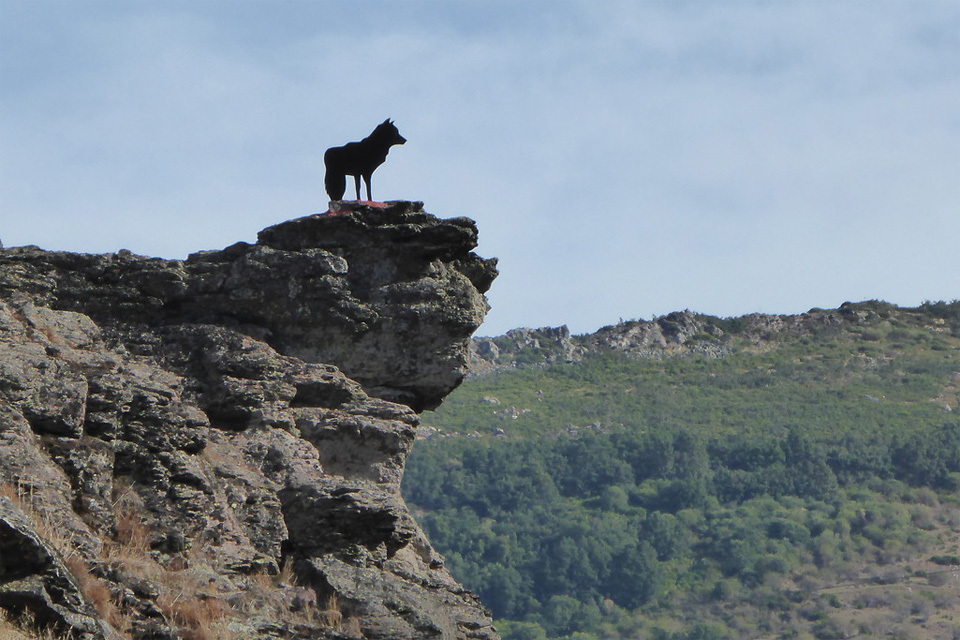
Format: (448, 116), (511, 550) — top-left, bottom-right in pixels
(470, 301), (959, 373)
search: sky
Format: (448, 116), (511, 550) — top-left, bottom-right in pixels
(1, 1), (958, 336)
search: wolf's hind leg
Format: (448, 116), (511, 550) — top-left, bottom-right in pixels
(363, 174), (373, 201)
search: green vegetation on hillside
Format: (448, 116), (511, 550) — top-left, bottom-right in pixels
(403, 301), (960, 640)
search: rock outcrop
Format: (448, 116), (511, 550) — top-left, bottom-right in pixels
(469, 302), (929, 373)
(0, 202), (498, 640)
(469, 326), (584, 374)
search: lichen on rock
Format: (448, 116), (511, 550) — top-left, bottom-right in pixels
(0, 202), (498, 640)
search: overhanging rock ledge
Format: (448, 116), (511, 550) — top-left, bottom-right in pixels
(0, 201), (499, 640)
(2, 201), (498, 412)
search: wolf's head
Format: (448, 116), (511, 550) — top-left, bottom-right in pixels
(374, 118), (407, 146)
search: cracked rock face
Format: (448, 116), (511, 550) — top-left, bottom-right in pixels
(1, 201), (497, 412)
(0, 203), (498, 640)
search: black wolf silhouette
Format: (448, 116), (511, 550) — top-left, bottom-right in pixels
(324, 119), (406, 202)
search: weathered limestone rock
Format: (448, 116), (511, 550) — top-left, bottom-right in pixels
(0, 203), (498, 639)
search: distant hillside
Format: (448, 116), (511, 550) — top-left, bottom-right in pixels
(404, 300), (960, 640)
(470, 301), (960, 373)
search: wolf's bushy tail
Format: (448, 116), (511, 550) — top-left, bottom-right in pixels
(324, 150), (346, 201)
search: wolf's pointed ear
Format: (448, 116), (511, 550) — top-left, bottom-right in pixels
(383, 118), (392, 125)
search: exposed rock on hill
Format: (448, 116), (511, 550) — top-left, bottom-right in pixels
(470, 301), (954, 371)
(584, 310), (731, 359)
(0, 202), (498, 640)
(469, 312), (726, 371)
(469, 326), (583, 374)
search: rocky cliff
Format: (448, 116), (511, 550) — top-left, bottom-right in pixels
(0, 202), (499, 640)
